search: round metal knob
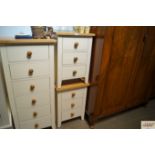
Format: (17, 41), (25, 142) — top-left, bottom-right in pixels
(28, 69), (34, 76)
(72, 70), (77, 76)
(70, 113), (74, 117)
(27, 51), (32, 59)
(30, 85), (35, 91)
(34, 123), (39, 128)
(32, 99), (36, 105)
(73, 57), (78, 64)
(33, 112), (38, 118)
(74, 42), (79, 49)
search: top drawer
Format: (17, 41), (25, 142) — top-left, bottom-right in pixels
(62, 38), (89, 52)
(6, 45), (49, 62)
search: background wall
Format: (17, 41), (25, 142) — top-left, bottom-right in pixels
(0, 26), (73, 38)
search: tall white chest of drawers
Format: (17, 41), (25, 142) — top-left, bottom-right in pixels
(0, 40), (56, 129)
(56, 33), (94, 127)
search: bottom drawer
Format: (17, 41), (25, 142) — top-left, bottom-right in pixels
(62, 108), (81, 121)
(20, 116), (51, 129)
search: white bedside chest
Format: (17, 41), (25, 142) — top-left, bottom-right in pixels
(0, 39), (56, 129)
(56, 32), (95, 127)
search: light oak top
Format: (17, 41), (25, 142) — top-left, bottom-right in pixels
(0, 39), (57, 45)
(56, 32), (95, 37)
(56, 82), (90, 92)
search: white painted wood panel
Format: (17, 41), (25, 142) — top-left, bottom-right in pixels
(17, 104), (50, 121)
(20, 115), (51, 129)
(6, 45), (49, 62)
(62, 66), (86, 80)
(13, 78), (49, 97)
(63, 52), (88, 65)
(9, 61), (49, 79)
(61, 108), (81, 121)
(61, 98), (83, 111)
(63, 38), (89, 52)
(15, 92), (50, 109)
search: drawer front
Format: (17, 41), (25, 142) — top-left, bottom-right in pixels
(62, 98), (83, 111)
(20, 116), (51, 129)
(17, 105), (51, 121)
(63, 53), (88, 65)
(61, 89), (85, 100)
(13, 78), (49, 97)
(62, 66), (86, 80)
(63, 38), (89, 52)
(62, 108), (81, 121)
(9, 61), (49, 79)
(6, 45), (49, 62)
(15, 92), (50, 109)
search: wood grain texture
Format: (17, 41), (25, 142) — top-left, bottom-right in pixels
(0, 39), (56, 45)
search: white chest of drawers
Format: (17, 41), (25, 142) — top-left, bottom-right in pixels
(0, 40), (56, 129)
(56, 33), (94, 127)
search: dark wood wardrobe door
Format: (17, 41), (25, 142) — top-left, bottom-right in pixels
(94, 26), (146, 117)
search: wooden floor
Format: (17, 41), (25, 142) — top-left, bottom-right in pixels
(60, 99), (155, 129)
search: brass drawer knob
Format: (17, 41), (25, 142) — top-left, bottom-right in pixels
(73, 57), (78, 64)
(33, 112), (38, 118)
(72, 70), (77, 76)
(30, 85), (35, 91)
(70, 113), (74, 117)
(32, 99), (36, 105)
(71, 93), (76, 98)
(74, 42), (79, 49)
(71, 103), (75, 108)
(34, 123), (39, 128)
(27, 51), (32, 59)
(28, 69), (34, 76)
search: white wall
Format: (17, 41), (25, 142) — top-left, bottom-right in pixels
(0, 26), (73, 38)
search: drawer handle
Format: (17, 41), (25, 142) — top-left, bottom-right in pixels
(33, 112), (38, 118)
(71, 103), (75, 108)
(27, 51), (32, 59)
(28, 69), (34, 76)
(74, 42), (79, 49)
(70, 113), (74, 117)
(34, 123), (39, 128)
(30, 85), (35, 91)
(71, 93), (76, 98)
(73, 57), (78, 64)
(32, 99), (36, 105)
(72, 70), (77, 76)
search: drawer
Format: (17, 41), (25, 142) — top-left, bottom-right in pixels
(62, 66), (86, 80)
(62, 98), (83, 111)
(63, 53), (88, 65)
(9, 61), (49, 79)
(63, 38), (89, 52)
(62, 108), (81, 121)
(6, 45), (49, 62)
(61, 89), (85, 100)
(17, 104), (51, 121)
(20, 115), (51, 129)
(15, 92), (50, 109)
(13, 78), (49, 97)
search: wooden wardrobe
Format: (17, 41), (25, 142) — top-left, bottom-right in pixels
(86, 26), (155, 126)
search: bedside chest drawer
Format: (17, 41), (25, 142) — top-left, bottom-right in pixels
(13, 78), (49, 97)
(6, 45), (49, 62)
(9, 61), (49, 79)
(62, 108), (81, 121)
(62, 66), (86, 80)
(62, 98), (83, 111)
(63, 53), (88, 65)
(61, 89), (85, 100)
(17, 104), (50, 121)
(63, 38), (89, 52)
(15, 92), (50, 108)
(20, 116), (51, 129)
